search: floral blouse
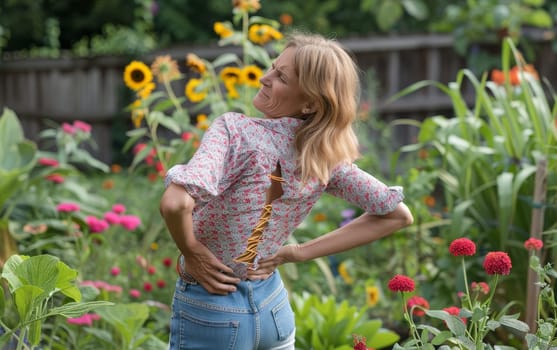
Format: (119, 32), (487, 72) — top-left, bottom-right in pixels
(165, 112), (404, 279)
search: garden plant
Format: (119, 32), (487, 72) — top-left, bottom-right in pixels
(1, 1), (557, 349)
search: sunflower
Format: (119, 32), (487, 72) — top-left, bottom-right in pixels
(196, 114), (210, 130)
(248, 24), (283, 45)
(130, 99), (147, 128)
(151, 55), (181, 83)
(241, 65), (263, 88)
(366, 285), (380, 307)
(123, 61), (153, 91)
(186, 53), (207, 74)
(185, 79), (208, 102)
(213, 22), (234, 39)
(233, 0), (260, 12)
(224, 79), (239, 99)
(219, 66), (242, 83)
(138, 82), (156, 100)
(338, 261), (354, 285)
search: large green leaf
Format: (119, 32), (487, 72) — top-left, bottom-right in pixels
(96, 303), (150, 348)
(0, 108), (37, 208)
(14, 285), (44, 321)
(15, 255), (59, 296)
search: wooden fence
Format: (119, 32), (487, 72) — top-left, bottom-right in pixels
(1, 33), (555, 163)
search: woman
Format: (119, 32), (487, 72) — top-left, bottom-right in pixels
(160, 33), (413, 349)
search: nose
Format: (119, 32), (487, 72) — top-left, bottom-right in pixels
(260, 71), (271, 86)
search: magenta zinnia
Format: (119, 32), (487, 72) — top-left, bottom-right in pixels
(449, 237), (476, 256)
(483, 251), (512, 275)
(388, 274), (415, 292)
(524, 237), (543, 251)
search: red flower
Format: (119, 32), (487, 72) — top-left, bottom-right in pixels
(524, 238), (543, 251)
(157, 279), (166, 288)
(45, 174), (65, 183)
(406, 296), (429, 317)
(449, 238), (476, 257)
(443, 306), (466, 324)
(162, 257), (173, 267)
(352, 334), (373, 350)
(471, 281), (490, 295)
(39, 157), (59, 167)
(147, 266), (156, 275)
(483, 251), (512, 275)
(388, 275), (415, 293)
(143, 282), (153, 292)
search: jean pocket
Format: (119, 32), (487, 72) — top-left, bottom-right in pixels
(271, 297), (295, 341)
(178, 310), (239, 350)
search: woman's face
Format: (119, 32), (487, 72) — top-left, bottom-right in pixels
(253, 47), (310, 119)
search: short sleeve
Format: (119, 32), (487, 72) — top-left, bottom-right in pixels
(325, 163), (404, 215)
(164, 116), (232, 202)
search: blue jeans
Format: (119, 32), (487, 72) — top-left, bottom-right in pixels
(168, 271), (296, 350)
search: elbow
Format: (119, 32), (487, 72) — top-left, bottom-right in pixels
(160, 184), (195, 219)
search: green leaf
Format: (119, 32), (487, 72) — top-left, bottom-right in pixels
(212, 53), (240, 67)
(156, 114), (182, 135)
(28, 319), (42, 346)
(14, 285), (44, 321)
(96, 303), (150, 348)
(47, 301), (114, 318)
(360, 0), (378, 11)
(367, 329), (400, 348)
(1, 254), (27, 292)
(401, 0), (428, 19)
(0, 283), (4, 315)
(499, 316), (530, 333)
(55, 260), (80, 302)
(523, 9), (553, 28)
(376, 1), (403, 31)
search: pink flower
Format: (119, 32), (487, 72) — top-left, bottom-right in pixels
(407, 296), (429, 317)
(86, 216), (109, 233)
(104, 211), (120, 225)
(80, 280), (122, 293)
(45, 174), (65, 183)
(144, 282), (153, 292)
(181, 132), (193, 142)
(119, 215), (141, 230)
(471, 281), (490, 295)
(56, 202), (80, 213)
(111, 203), (126, 214)
(110, 266), (121, 276)
(62, 123), (75, 134)
(483, 251), (512, 275)
(524, 238), (543, 251)
(67, 313), (100, 326)
(388, 275), (415, 293)
(38, 157), (59, 167)
(147, 266), (156, 275)
(449, 238), (476, 256)
(129, 289), (141, 299)
(73, 120), (92, 133)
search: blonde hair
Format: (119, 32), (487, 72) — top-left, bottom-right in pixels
(287, 33), (361, 184)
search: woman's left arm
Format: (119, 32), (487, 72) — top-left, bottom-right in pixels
(248, 202), (413, 279)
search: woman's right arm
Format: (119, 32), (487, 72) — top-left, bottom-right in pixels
(160, 183), (240, 294)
